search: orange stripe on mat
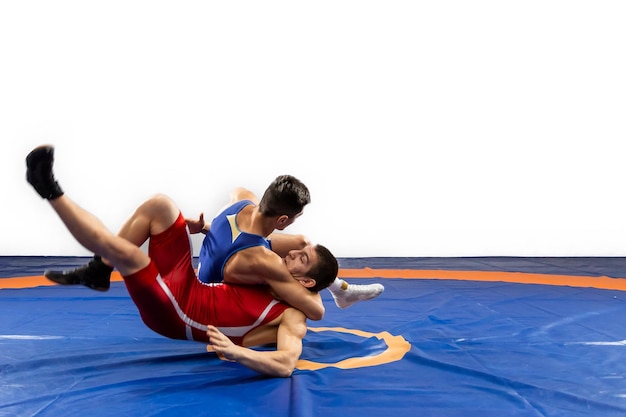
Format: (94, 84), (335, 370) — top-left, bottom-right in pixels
(338, 269), (626, 291)
(0, 272), (125, 289)
(2, 269), (626, 291)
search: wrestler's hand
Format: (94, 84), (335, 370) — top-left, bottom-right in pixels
(185, 213), (211, 235)
(185, 213), (206, 234)
(206, 325), (238, 362)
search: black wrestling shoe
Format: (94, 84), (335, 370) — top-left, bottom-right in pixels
(44, 256), (113, 291)
(26, 145), (64, 200)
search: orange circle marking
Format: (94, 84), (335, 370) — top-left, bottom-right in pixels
(296, 326), (411, 371)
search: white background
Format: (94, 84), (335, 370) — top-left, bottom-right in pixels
(2, 1), (625, 257)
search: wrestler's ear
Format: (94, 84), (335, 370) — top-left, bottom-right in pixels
(276, 215), (290, 227)
(299, 277), (316, 289)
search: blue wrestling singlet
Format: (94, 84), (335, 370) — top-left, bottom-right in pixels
(197, 200), (271, 283)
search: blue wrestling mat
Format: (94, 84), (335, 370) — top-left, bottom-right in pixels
(2, 257), (626, 417)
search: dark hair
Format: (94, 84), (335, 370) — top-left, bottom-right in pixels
(258, 175), (311, 218)
(306, 244), (339, 292)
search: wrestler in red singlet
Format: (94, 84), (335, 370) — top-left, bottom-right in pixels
(122, 213), (289, 346)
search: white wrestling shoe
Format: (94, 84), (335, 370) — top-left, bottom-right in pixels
(328, 279), (385, 309)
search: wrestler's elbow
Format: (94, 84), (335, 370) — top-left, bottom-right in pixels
(274, 356), (298, 378)
(274, 364), (295, 378)
(306, 304), (324, 321)
(293, 234), (310, 249)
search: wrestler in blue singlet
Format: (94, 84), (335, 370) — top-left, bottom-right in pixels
(197, 200), (271, 283)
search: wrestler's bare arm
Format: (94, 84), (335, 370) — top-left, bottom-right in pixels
(267, 233), (309, 258)
(267, 273), (324, 321)
(229, 251), (324, 321)
(206, 308), (307, 377)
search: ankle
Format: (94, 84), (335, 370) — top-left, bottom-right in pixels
(93, 255), (114, 272)
(328, 278), (348, 294)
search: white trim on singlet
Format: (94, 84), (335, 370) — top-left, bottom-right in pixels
(216, 299), (281, 337)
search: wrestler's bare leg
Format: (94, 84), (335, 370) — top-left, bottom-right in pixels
(25, 145), (149, 277)
(43, 192), (182, 289)
(26, 145), (180, 287)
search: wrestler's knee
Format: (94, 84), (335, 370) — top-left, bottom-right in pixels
(141, 193), (176, 211)
(141, 194), (180, 235)
(98, 234), (148, 274)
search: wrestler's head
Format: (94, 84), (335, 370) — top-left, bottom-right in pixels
(306, 244), (338, 292)
(258, 175), (311, 230)
(284, 244), (338, 293)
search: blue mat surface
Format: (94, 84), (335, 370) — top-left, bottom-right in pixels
(2, 257), (626, 417)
